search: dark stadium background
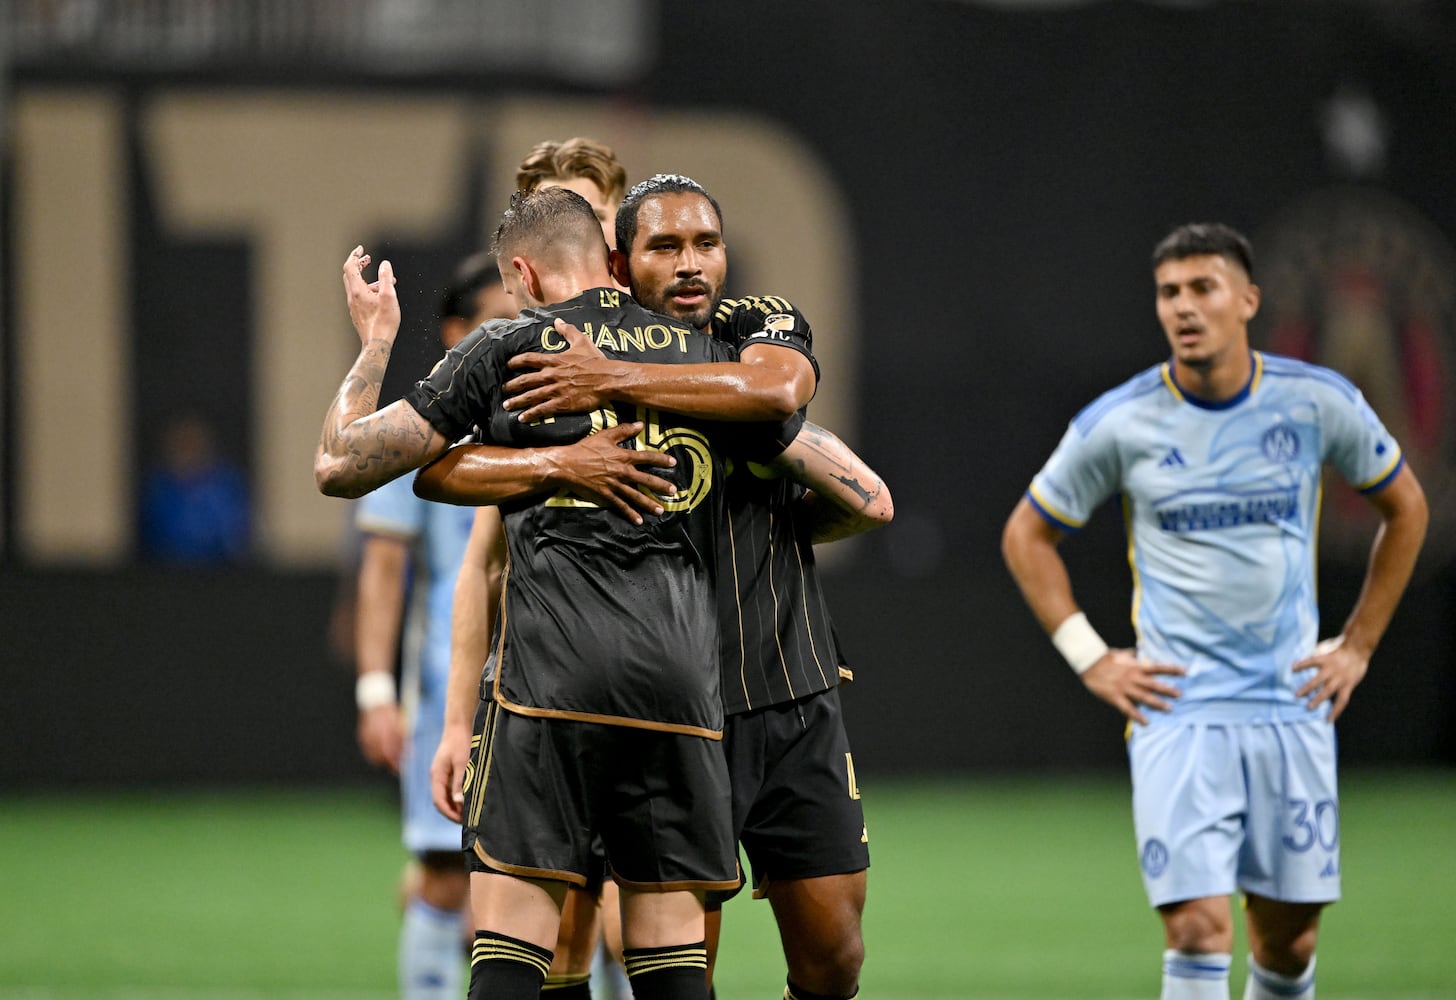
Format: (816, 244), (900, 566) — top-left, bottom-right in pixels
(3, 0), (1454, 788)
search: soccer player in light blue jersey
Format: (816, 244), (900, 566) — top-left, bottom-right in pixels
(1002, 223), (1428, 1000)
(352, 254), (515, 1000)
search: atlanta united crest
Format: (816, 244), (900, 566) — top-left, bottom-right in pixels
(1255, 188), (1456, 568)
(1262, 425), (1301, 464)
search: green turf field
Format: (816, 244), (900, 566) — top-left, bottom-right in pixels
(2, 772), (1452, 999)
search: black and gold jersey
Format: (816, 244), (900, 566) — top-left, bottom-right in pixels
(406, 288), (797, 738)
(713, 295), (819, 385)
(711, 295), (844, 714)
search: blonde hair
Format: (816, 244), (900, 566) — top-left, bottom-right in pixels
(515, 137), (628, 206)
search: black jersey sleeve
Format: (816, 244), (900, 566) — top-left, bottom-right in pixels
(711, 295), (821, 384)
(403, 320), (509, 443)
(709, 411), (805, 464)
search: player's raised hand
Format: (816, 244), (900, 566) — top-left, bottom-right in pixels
(549, 421), (677, 525)
(430, 724), (472, 823)
(357, 702), (404, 775)
(503, 318), (620, 422)
(1293, 635), (1370, 722)
(1081, 648), (1185, 726)
(341, 245), (401, 345)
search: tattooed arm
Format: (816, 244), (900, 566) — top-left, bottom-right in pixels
(315, 247), (450, 498)
(770, 421), (893, 543)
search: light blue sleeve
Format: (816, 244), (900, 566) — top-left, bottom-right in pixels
(1027, 414), (1122, 532)
(1319, 379), (1404, 493)
(355, 474), (426, 539)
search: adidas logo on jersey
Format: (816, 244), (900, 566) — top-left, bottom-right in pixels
(1159, 448), (1187, 468)
(1320, 858), (1340, 878)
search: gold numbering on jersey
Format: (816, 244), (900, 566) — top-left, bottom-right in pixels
(544, 407), (713, 512)
(638, 408), (712, 513)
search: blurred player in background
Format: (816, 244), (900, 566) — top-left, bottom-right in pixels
(421, 173), (891, 1000)
(352, 255), (514, 999)
(1002, 223), (1428, 1000)
(137, 411), (251, 564)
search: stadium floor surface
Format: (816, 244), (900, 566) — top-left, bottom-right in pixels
(3, 771), (1452, 998)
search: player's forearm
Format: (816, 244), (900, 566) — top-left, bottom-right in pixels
(355, 543), (408, 679)
(414, 444), (565, 506)
(610, 362), (802, 422)
(444, 575), (492, 731)
(774, 423), (893, 543)
(315, 339), (392, 495)
(1338, 473), (1429, 657)
(794, 491), (884, 544)
(444, 516), (505, 730)
(1001, 499), (1082, 634)
(316, 382), (444, 499)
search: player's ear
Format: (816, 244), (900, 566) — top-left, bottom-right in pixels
(608, 248), (630, 288)
(512, 256), (542, 304)
(1241, 282), (1262, 322)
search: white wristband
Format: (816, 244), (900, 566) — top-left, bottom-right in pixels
(1051, 612), (1109, 675)
(355, 671), (397, 711)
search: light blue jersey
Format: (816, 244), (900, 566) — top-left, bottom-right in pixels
(1028, 351), (1402, 726)
(357, 475), (476, 851)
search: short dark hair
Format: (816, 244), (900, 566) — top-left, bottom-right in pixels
(1152, 223), (1254, 280)
(615, 173), (723, 255)
(438, 250), (502, 321)
(492, 186), (607, 265)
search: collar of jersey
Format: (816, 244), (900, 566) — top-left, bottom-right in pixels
(1161, 350), (1262, 411)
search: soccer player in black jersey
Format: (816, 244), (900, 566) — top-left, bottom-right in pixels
(501, 135), (634, 1000)
(417, 175), (889, 1000)
(317, 187), (808, 1000)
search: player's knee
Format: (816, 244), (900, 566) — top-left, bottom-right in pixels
(785, 924), (864, 993)
(1248, 906), (1321, 976)
(1252, 934), (1317, 978)
(1159, 901), (1232, 954)
(834, 929), (867, 983)
(417, 851), (470, 910)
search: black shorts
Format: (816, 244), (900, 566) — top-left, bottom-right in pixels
(464, 830), (610, 896)
(709, 686), (869, 904)
(462, 698), (738, 892)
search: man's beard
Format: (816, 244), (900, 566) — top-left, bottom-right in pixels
(649, 278), (721, 331)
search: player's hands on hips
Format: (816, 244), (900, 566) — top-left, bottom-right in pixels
(503, 318), (622, 423)
(357, 702), (404, 774)
(341, 245), (401, 346)
(430, 723), (472, 823)
(1293, 635), (1370, 722)
(548, 421), (677, 525)
(1082, 648), (1185, 726)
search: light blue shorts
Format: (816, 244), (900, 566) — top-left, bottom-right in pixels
(1128, 720), (1340, 907)
(401, 681), (462, 854)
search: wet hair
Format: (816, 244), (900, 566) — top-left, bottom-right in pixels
(437, 250), (503, 321)
(515, 136), (629, 205)
(1152, 223), (1255, 280)
(615, 173), (724, 256)
(492, 186), (607, 266)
